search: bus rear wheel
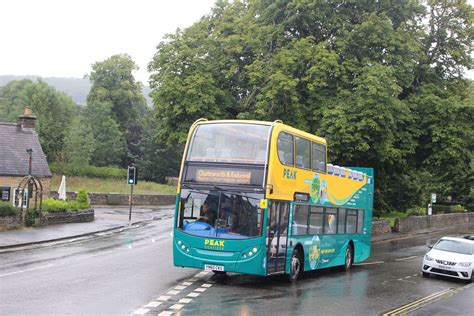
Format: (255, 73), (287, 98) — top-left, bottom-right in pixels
(288, 248), (303, 283)
(343, 244), (353, 272)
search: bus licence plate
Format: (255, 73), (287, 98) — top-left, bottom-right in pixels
(204, 264), (224, 272)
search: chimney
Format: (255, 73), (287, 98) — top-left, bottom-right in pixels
(18, 106), (37, 130)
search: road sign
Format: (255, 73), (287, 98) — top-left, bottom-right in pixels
(431, 193), (436, 204)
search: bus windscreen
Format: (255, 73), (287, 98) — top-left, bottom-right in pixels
(187, 123), (270, 164)
(179, 188), (263, 239)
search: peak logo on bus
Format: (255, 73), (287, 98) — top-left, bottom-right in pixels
(204, 239), (225, 250)
(283, 168), (297, 180)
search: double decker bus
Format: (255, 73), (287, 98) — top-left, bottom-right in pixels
(173, 119), (374, 281)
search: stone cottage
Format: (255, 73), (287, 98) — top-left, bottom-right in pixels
(0, 107), (52, 207)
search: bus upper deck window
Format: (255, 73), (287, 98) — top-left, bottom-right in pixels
(312, 142), (327, 173)
(277, 132), (294, 166)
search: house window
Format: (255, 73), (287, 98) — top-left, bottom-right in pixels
(13, 188), (28, 207)
(0, 187), (10, 201)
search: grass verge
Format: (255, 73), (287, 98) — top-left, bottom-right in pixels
(378, 212), (409, 227)
(51, 175), (177, 195)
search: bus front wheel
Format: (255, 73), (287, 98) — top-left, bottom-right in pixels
(343, 244), (353, 272)
(288, 248), (303, 283)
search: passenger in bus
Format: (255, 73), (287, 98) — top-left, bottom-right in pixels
(198, 201), (217, 225)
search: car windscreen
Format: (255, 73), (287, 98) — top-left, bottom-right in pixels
(178, 188), (264, 239)
(434, 239), (474, 255)
(187, 123), (270, 164)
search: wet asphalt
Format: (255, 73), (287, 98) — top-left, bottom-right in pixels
(0, 217), (472, 316)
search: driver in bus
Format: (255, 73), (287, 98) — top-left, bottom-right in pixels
(198, 201), (217, 225)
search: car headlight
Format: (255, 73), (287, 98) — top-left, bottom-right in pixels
(425, 254), (434, 261)
(458, 262), (472, 267)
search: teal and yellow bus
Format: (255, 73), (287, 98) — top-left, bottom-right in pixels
(173, 119), (374, 281)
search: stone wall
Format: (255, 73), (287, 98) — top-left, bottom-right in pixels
(394, 212), (470, 233)
(371, 220), (391, 236)
(0, 215), (22, 231)
(50, 191), (175, 206)
(38, 209), (94, 226)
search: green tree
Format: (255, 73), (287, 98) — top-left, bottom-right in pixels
(0, 79), (75, 162)
(64, 116), (96, 165)
(87, 54), (147, 165)
(83, 101), (126, 167)
(148, 0), (473, 211)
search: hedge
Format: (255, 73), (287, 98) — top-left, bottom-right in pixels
(50, 163), (126, 179)
(0, 202), (19, 217)
(432, 204), (465, 214)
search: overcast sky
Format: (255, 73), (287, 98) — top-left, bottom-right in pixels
(0, 0), (216, 84)
(1, 0), (472, 84)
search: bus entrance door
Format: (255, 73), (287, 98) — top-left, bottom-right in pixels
(267, 201), (289, 274)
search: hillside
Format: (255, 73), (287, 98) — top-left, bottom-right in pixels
(0, 75), (153, 106)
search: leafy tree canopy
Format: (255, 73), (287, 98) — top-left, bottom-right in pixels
(0, 79), (75, 162)
(149, 0), (473, 211)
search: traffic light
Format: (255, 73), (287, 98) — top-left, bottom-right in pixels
(127, 166), (137, 185)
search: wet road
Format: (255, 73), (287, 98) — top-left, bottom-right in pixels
(1, 220), (472, 315)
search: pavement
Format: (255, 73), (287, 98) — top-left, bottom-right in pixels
(0, 205), (175, 250)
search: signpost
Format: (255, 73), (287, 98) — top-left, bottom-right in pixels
(428, 193), (436, 216)
(127, 166), (137, 221)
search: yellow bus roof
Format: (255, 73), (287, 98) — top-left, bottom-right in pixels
(195, 119), (326, 144)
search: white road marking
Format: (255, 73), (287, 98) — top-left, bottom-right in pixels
(187, 292), (200, 298)
(395, 256), (418, 261)
(174, 285), (186, 290)
(167, 290), (181, 295)
(353, 261), (384, 266)
(188, 278), (198, 282)
(145, 301), (162, 308)
(0, 264), (54, 277)
(202, 283), (213, 288)
(80, 251), (114, 260)
(170, 304), (184, 310)
(182, 281), (193, 286)
(179, 298), (192, 304)
(194, 287), (207, 293)
(158, 295), (171, 301)
(132, 308), (149, 315)
(413, 274), (418, 277)
(158, 311), (173, 316)
(397, 278), (416, 284)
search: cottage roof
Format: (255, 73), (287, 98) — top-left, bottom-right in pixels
(0, 122), (52, 177)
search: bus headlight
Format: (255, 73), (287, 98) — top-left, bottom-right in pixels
(242, 246), (260, 258)
(177, 240), (190, 253)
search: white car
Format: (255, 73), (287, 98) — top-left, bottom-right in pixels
(422, 236), (474, 283)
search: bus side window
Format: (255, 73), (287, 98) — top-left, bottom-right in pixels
(357, 209), (364, 234)
(277, 132), (294, 166)
(324, 207), (338, 234)
(309, 206), (323, 235)
(295, 137), (311, 169)
(291, 204), (309, 235)
(338, 208), (346, 234)
(346, 209), (357, 234)
(312, 142), (327, 173)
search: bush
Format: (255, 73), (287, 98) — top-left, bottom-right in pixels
(76, 189), (89, 209)
(407, 207), (425, 217)
(42, 198), (79, 213)
(50, 163), (126, 179)
(432, 204), (465, 214)
(25, 208), (40, 227)
(0, 201), (19, 217)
